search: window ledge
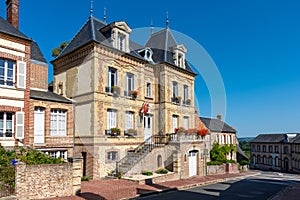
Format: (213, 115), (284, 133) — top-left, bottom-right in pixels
(145, 96), (153, 100)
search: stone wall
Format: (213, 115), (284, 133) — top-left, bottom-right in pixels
(207, 163), (239, 175)
(15, 158), (82, 200)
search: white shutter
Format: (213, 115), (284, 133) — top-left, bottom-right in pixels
(17, 61), (26, 89)
(107, 110), (111, 129)
(172, 116), (178, 132)
(111, 110), (116, 128)
(15, 112), (24, 139)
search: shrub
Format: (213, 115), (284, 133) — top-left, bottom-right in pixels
(81, 176), (92, 181)
(155, 168), (168, 174)
(142, 170), (153, 176)
(239, 160), (250, 166)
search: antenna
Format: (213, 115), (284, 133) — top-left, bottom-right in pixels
(150, 19), (154, 35)
(166, 11), (169, 29)
(104, 7), (107, 23)
(90, 0), (94, 17)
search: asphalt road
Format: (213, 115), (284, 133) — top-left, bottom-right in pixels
(137, 172), (300, 200)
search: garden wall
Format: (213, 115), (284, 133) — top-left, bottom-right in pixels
(15, 158), (82, 200)
(207, 163), (239, 175)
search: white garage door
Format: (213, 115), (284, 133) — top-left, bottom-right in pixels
(189, 151), (197, 177)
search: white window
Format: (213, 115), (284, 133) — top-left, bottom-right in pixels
(118, 33), (126, 51)
(107, 151), (118, 161)
(126, 73), (134, 95)
(125, 111), (134, 130)
(172, 115), (178, 133)
(178, 53), (184, 68)
(50, 109), (67, 136)
(45, 151), (67, 159)
(172, 81), (178, 98)
(0, 112), (14, 137)
(0, 59), (15, 87)
(107, 109), (117, 129)
(108, 67), (118, 89)
(183, 85), (189, 102)
(146, 82), (151, 97)
(183, 116), (189, 129)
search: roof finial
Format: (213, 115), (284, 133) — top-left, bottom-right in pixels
(150, 19), (154, 35)
(104, 7), (107, 23)
(166, 11), (169, 29)
(90, 0), (94, 17)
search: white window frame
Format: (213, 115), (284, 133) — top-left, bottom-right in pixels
(172, 81), (178, 98)
(50, 109), (67, 136)
(172, 115), (178, 133)
(107, 109), (117, 129)
(0, 59), (15, 87)
(183, 116), (189, 130)
(108, 67), (118, 88)
(107, 151), (118, 161)
(146, 82), (151, 97)
(0, 112), (14, 138)
(125, 111), (134, 130)
(183, 85), (189, 101)
(118, 33), (126, 51)
(126, 73), (134, 94)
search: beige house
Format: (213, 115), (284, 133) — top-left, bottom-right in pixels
(51, 15), (206, 178)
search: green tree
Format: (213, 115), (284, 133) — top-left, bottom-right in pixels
(51, 41), (68, 58)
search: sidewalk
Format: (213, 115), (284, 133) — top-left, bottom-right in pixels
(49, 172), (258, 200)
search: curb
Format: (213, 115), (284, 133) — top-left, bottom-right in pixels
(128, 172), (260, 199)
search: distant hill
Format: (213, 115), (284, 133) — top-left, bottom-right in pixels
(238, 137), (255, 142)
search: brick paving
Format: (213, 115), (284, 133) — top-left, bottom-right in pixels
(49, 172), (258, 200)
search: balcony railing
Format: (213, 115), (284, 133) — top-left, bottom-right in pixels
(166, 133), (205, 142)
(182, 99), (191, 106)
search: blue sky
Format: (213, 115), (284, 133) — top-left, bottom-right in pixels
(1, 0), (300, 137)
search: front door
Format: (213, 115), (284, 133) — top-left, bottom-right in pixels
(34, 107), (45, 144)
(189, 151), (198, 177)
(144, 115), (152, 141)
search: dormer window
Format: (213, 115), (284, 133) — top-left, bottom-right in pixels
(138, 48), (153, 63)
(107, 21), (132, 53)
(172, 44), (187, 69)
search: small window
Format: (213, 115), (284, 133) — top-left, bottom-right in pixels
(172, 82), (178, 98)
(284, 146), (289, 154)
(263, 145), (266, 152)
(275, 146), (279, 153)
(172, 115), (178, 133)
(257, 145), (261, 152)
(125, 73), (134, 96)
(0, 59), (15, 87)
(146, 82), (151, 97)
(50, 109), (67, 136)
(58, 82), (63, 95)
(107, 151), (118, 161)
(269, 146), (273, 153)
(0, 112), (14, 137)
(118, 33), (126, 51)
(107, 67), (118, 92)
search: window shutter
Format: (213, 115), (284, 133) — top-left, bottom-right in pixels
(17, 61), (26, 89)
(16, 112), (24, 139)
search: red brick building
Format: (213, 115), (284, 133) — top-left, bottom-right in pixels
(0, 0), (74, 158)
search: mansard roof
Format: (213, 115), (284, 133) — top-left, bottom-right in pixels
(251, 134), (289, 143)
(0, 16), (30, 41)
(55, 16), (143, 60)
(200, 117), (236, 133)
(145, 28), (195, 75)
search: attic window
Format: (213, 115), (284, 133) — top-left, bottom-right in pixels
(118, 33), (126, 51)
(177, 53), (185, 68)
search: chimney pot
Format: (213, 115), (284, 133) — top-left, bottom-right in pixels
(6, 0), (19, 29)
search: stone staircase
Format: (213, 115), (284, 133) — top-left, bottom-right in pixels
(116, 135), (169, 176)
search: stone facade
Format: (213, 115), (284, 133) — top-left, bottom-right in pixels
(15, 158), (82, 200)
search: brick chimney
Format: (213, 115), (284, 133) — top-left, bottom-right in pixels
(217, 114), (222, 121)
(6, 0), (19, 29)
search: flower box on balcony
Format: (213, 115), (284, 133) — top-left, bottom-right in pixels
(172, 96), (181, 104)
(112, 86), (121, 96)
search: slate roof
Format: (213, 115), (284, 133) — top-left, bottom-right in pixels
(236, 145), (248, 159)
(0, 16), (30, 41)
(200, 117), (236, 133)
(289, 134), (300, 144)
(56, 16), (143, 60)
(30, 41), (47, 64)
(145, 28), (196, 74)
(251, 134), (288, 143)
(30, 90), (72, 104)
